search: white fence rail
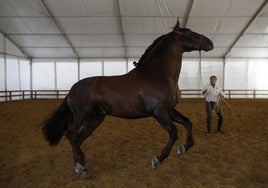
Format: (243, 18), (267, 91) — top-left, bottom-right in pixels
(1, 90), (268, 102)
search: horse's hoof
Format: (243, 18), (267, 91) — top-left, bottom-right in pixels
(177, 144), (185, 156)
(74, 162), (87, 177)
(151, 156), (160, 169)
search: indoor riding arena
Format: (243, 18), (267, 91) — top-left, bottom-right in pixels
(0, 1), (268, 188)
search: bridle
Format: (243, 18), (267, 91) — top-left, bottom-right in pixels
(172, 30), (205, 45)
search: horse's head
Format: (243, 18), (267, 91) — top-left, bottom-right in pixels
(173, 20), (213, 52)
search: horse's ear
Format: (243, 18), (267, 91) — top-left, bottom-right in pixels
(176, 18), (180, 28)
(173, 18), (181, 31)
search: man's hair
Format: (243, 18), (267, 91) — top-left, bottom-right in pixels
(210, 75), (217, 80)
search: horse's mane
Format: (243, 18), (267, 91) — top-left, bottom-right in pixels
(133, 34), (168, 67)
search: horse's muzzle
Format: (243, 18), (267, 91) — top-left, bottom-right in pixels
(204, 39), (214, 51)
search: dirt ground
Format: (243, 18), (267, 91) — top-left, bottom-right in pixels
(0, 98), (267, 188)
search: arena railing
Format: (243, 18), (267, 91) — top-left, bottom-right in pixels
(179, 89), (268, 99)
(0, 90), (268, 102)
(0, 90), (69, 101)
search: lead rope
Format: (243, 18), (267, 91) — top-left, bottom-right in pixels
(199, 51), (203, 89)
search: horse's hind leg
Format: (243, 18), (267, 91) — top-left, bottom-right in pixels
(152, 107), (178, 169)
(78, 115), (105, 146)
(69, 114), (104, 176)
(169, 109), (194, 155)
(66, 116), (87, 176)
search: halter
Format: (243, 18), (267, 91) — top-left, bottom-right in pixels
(172, 30), (205, 44)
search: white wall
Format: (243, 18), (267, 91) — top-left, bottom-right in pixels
(0, 56), (4, 91)
(1, 56), (268, 93)
(225, 59), (268, 90)
(179, 58), (224, 90)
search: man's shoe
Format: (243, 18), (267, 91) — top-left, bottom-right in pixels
(218, 130), (225, 134)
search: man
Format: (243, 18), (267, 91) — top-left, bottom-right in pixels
(202, 75), (225, 134)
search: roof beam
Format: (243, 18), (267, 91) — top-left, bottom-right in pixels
(116, 0), (127, 59)
(224, 0), (268, 60)
(40, 0), (80, 59)
(182, 0), (194, 28)
(0, 27), (32, 61)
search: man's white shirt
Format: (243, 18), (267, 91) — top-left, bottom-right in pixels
(202, 84), (224, 102)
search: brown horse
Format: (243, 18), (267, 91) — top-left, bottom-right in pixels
(42, 20), (213, 176)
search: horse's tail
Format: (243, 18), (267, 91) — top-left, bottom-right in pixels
(42, 97), (72, 146)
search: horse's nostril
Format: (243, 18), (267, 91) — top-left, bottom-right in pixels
(209, 45), (214, 50)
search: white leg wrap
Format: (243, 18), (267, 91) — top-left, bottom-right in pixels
(151, 156), (160, 169)
(74, 162), (86, 176)
(177, 144), (185, 155)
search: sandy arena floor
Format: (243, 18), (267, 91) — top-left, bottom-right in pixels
(0, 98), (267, 188)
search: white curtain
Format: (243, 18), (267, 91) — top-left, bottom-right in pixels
(0, 57), (268, 96)
(56, 62), (78, 90)
(32, 62), (55, 90)
(80, 61), (102, 79)
(6, 58), (20, 90)
(104, 60), (126, 76)
(0, 57), (4, 91)
(179, 59), (223, 90)
(19, 59), (30, 90)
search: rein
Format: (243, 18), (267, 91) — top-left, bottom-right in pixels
(199, 50), (203, 88)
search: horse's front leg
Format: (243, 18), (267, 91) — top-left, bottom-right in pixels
(151, 108), (178, 169)
(169, 109), (194, 155)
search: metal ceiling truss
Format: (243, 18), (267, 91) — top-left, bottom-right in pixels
(182, 0), (194, 28)
(224, 0), (268, 61)
(116, 0), (127, 59)
(40, 0), (80, 59)
(0, 27), (32, 61)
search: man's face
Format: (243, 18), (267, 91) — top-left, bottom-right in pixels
(210, 77), (217, 86)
